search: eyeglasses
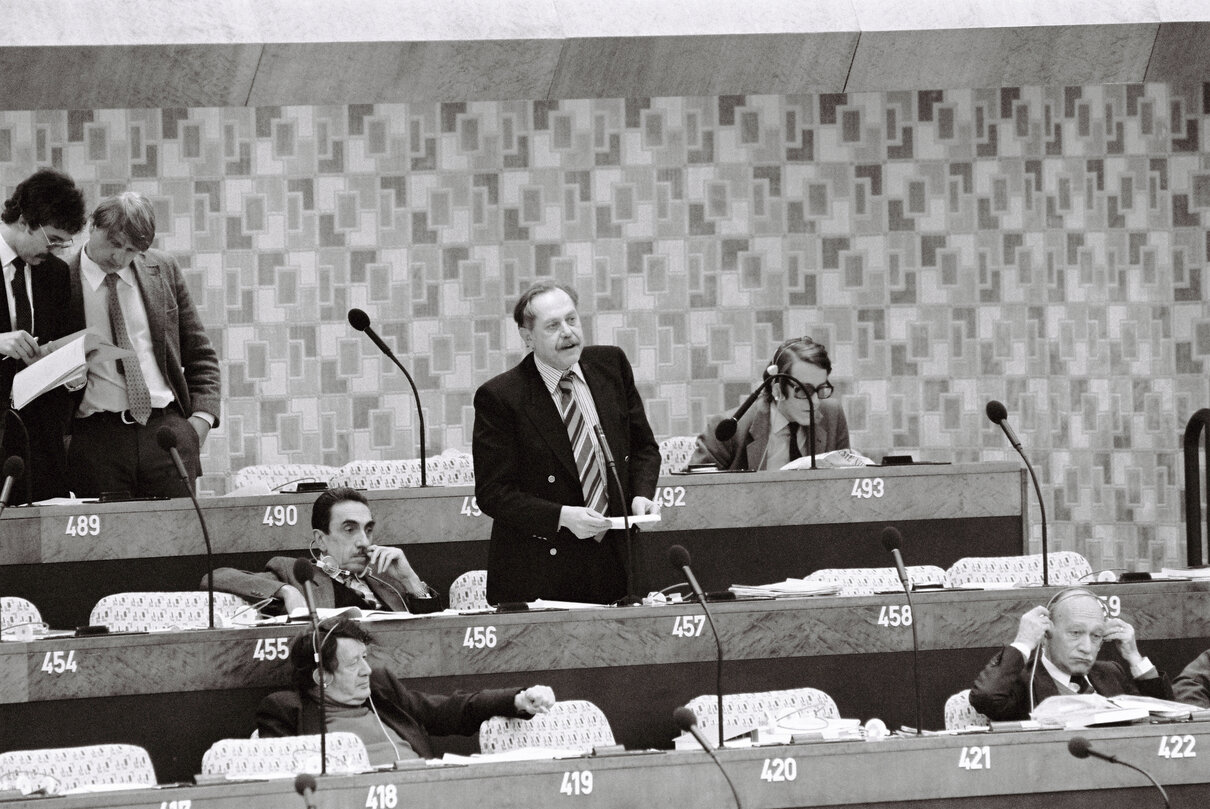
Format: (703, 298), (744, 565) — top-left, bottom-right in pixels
(790, 380), (834, 400)
(38, 226), (73, 251)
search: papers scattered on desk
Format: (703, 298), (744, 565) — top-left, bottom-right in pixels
(729, 579), (841, 598)
(607, 513), (662, 530)
(443, 748), (586, 763)
(1108, 694), (1204, 719)
(1031, 694), (1153, 728)
(780, 448), (875, 470)
(286, 606), (418, 622)
(1159, 566), (1210, 580)
(956, 581), (1019, 590)
(527, 599), (610, 610)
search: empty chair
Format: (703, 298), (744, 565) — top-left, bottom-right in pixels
(89, 591), (259, 631)
(944, 689), (990, 731)
(479, 700), (615, 754)
(200, 733), (370, 777)
(682, 687), (840, 746)
(658, 435), (698, 475)
(0, 744), (155, 795)
(804, 565), (948, 596)
(230, 463), (338, 492)
(946, 552), (1092, 588)
(1, 596), (43, 638)
(449, 570), (489, 611)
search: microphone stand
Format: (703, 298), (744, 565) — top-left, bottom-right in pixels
(987, 402), (1048, 586)
(349, 309), (427, 487)
(156, 429), (215, 628)
(2, 408), (33, 506)
(294, 559), (328, 776)
(592, 424), (638, 603)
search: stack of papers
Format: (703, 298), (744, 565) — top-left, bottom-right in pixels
(1159, 567), (1210, 580)
(1030, 694), (1180, 728)
(729, 579), (841, 598)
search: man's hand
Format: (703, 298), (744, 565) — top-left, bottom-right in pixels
(278, 584), (307, 615)
(0, 330), (39, 363)
(188, 415), (211, 446)
(1013, 605), (1051, 651)
(514, 685), (555, 715)
(559, 506), (612, 539)
(1104, 617), (1143, 666)
(631, 496), (661, 516)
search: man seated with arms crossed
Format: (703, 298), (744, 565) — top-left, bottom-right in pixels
(690, 335), (850, 471)
(258, 616), (555, 763)
(206, 487), (434, 615)
(969, 587), (1173, 721)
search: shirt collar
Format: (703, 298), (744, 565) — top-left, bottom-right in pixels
(0, 238), (17, 276)
(769, 399), (792, 435)
(1040, 652), (1077, 689)
(533, 353), (584, 396)
(80, 248), (134, 291)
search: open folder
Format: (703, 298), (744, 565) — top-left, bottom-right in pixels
(11, 329), (131, 409)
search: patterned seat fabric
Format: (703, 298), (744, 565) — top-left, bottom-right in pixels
(89, 591), (260, 631)
(944, 689), (990, 731)
(659, 436), (698, 476)
(479, 700), (615, 754)
(329, 449), (475, 489)
(0, 744), (156, 795)
(1, 596), (43, 636)
(803, 565), (948, 596)
(231, 464), (339, 492)
(201, 733), (370, 776)
(945, 552), (1092, 587)
(449, 569), (489, 611)
(682, 688), (840, 746)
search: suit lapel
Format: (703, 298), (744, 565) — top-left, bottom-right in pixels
(130, 256), (165, 368)
(519, 356), (580, 482)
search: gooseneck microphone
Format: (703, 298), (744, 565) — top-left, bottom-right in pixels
(881, 527), (922, 736)
(348, 308), (427, 486)
(715, 373), (819, 469)
(156, 428), (216, 629)
(674, 707), (743, 809)
(293, 558), (328, 775)
(669, 544), (726, 749)
(0, 455), (24, 517)
(294, 772), (318, 809)
(986, 400), (1049, 586)
(592, 423), (638, 603)
(1068, 737), (1169, 808)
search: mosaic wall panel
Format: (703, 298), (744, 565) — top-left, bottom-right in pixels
(2, 84), (1208, 571)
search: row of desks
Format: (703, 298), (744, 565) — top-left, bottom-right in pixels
(2, 582), (1208, 783)
(0, 463), (1026, 627)
(4, 722), (1209, 808)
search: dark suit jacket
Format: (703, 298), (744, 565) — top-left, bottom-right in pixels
(206, 557), (413, 613)
(257, 667), (525, 759)
(1, 254), (75, 501)
(690, 396), (849, 471)
(969, 644), (1174, 721)
(65, 247), (221, 424)
(472, 345), (661, 604)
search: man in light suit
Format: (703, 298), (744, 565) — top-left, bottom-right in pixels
(473, 282), (661, 605)
(65, 192), (220, 498)
(690, 335), (850, 471)
(0, 168), (86, 502)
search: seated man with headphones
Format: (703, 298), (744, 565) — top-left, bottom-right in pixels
(206, 487), (437, 615)
(258, 616), (554, 763)
(969, 587), (1173, 721)
(690, 335), (851, 471)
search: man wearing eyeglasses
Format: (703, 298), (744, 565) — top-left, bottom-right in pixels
(63, 191), (220, 498)
(0, 168), (87, 501)
(690, 336), (850, 471)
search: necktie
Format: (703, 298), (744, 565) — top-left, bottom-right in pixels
(558, 372), (608, 516)
(10, 257), (31, 333)
(104, 273), (152, 424)
(1074, 675), (1095, 695)
(788, 422), (801, 461)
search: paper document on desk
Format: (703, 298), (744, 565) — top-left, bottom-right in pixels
(781, 448), (875, 470)
(729, 579), (841, 598)
(11, 329), (131, 408)
(443, 748), (586, 763)
(287, 606), (418, 622)
(527, 599), (610, 610)
(1031, 694), (1149, 728)
(1108, 694), (1200, 718)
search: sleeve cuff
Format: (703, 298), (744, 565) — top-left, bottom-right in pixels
(1010, 641), (1034, 659)
(1130, 656), (1156, 678)
(190, 411), (217, 427)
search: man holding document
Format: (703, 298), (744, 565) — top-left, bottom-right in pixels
(0, 169), (86, 502)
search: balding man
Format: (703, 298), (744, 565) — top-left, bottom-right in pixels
(969, 587), (1173, 721)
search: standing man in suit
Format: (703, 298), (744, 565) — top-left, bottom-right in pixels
(691, 335), (850, 471)
(0, 168), (87, 502)
(473, 282), (661, 605)
(65, 191), (220, 498)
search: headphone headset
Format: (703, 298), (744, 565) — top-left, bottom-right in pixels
(765, 336), (818, 400)
(1027, 588), (1111, 711)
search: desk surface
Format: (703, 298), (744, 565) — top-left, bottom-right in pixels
(3, 722), (1207, 809)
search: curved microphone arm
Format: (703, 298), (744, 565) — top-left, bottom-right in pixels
(714, 373), (819, 470)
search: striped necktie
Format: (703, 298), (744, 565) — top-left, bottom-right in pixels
(104, 273), (153, 424)
(558, 372), (608, 516)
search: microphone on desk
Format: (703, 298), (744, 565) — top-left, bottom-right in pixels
(0, 455), (24, 518)
(881, 527), (922, 736)
(349, 308), (428, 486)
(674, 707), (743, 809)
(1068, 737), (1169, 808)
(669, 544), (726, 749)
(293, 558), (329, 775)
(985, 400), (1049, 586)
(294, 772), (318, 809)
(156, 428), (216, 629)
